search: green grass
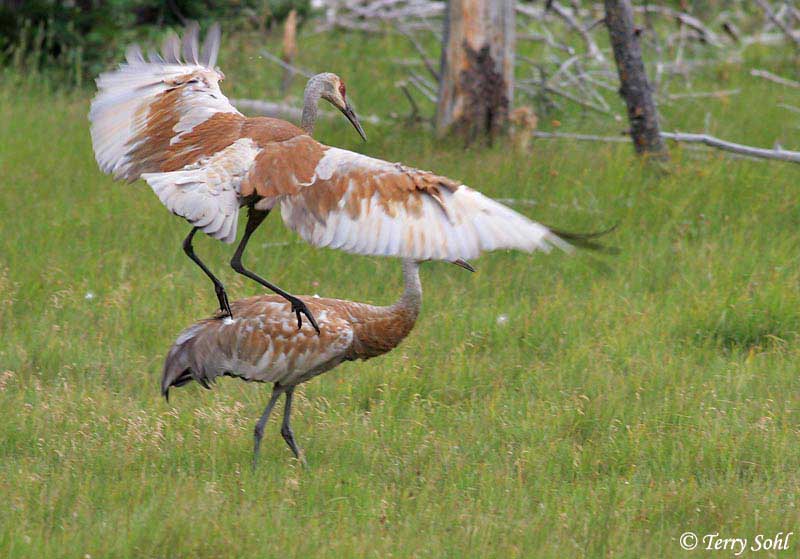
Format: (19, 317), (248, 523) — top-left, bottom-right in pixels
(2, 29), (800, 558)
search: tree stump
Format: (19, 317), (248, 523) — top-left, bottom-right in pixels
(435, 0), (515, 143)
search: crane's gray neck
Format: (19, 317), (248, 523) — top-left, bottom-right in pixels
(392, 259), (422, 317)
(301, 74), (327, 135)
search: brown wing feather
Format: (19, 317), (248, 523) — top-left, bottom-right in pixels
(90, 25), (241, 182)
(240, 140), (569, 260)
(240, 135), (457, 220)
(158, 111), (245, 172)
(240, 134), (325, 199)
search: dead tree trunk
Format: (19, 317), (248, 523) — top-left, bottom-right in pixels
(604, 0), (668, 158)
(435, 0), (515, 142)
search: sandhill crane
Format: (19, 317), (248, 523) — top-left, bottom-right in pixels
(162, 258), (462, 466)
(90, 23), (599, 334)
(90, 23), (365, 327)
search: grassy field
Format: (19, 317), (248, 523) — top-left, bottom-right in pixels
(2, 28), (800, 558)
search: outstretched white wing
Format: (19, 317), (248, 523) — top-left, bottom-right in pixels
(242, 137), (572, 260)
(89, 23), (241, 182)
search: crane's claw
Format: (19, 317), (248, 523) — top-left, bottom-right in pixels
(291, 298), (320, 335)
(215, 285), (233, 318)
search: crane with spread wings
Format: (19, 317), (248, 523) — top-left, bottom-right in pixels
(90, 23), (592, 333)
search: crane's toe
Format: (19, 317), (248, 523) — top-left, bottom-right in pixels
(290, 298), (320, 334)
(214, 285), (233, 318)
(280, 424), (306, 467)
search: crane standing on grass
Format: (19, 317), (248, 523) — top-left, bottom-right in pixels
(162, 258), (440, 466)
(90, 23), (600, 333)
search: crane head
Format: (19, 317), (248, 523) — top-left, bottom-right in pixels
(315, 73), (367, 142)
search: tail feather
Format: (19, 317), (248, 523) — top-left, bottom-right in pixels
(201, 23), (221, 68)
(161, 323), (205, 400)
(548, 223), (620, 254)
(182, 21), (200, 64)
(163, 32), (181, 64)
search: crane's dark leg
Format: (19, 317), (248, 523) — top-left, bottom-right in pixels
(253, 384), (285, 471)
(183, 227), (232, 317)
(230, 207), (320, 334)
(280, 387), (306, 466)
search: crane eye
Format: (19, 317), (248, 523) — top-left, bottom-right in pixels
(338, 82), (346, 98)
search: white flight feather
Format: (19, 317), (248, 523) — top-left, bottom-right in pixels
(141, 138), (260, 243)
(276, 148), (572, 260)
(89, 25), (239, 182)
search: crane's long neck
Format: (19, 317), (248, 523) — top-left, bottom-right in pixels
(391, 259), (422, 318)
(301, 76), (325, 135)
(349, 259), (421, 359)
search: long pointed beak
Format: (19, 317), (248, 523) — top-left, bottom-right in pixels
(453, 259), (476, 272)
(341, 101), (367, 142)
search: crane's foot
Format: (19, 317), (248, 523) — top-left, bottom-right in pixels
(281, 424), (307, 468)
(289, 297), (320, 335)
(215, 285), (233, 319)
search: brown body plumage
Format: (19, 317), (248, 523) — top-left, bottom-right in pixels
(162, 259), (424, 465)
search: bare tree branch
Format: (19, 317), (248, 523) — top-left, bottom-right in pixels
(660, 131), (800, 163)
(397, 81), (422, 118)
(259, 49), (313, 79)
(532, 131), (629, 142)
(517, 82), (611, 115)
(392, 23), (441, 83)
(407, 74), (438, 102)
(633, 5), (722, 46)
(666, 89), (740, 100)
(755, 0), (800, 48)
(750, 68), (800, 89)
(778, 103), (800, 115)
(548, 1), (605, 61)
(233, 99), (305, 120)
(532, 130), (794, 163)
(234, 98), (382, 124)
